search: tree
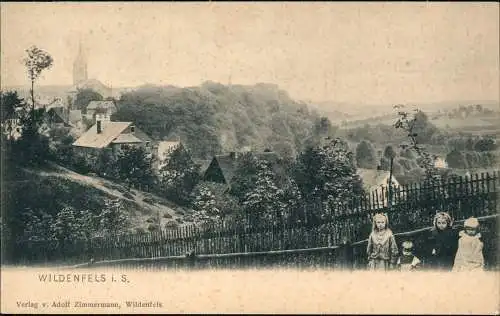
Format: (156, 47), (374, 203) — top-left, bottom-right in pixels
(400, 148), (417, 160)
(280, 178), (303, 225)
(229, 152), (261, 201)
(379, 157), (391, 171)
(383, 145), (397, 160)
(446, 149), (466, 169)
(23, 46), (53, 121)
(191, 182), (240, 224)
(97, 199), (129, 236)
(74, 88), (104, 112)
(0, 91), (25, 139)
(241, 159), (286, 226)
(159, 144), (200, 205)
(411, 111), (438, 144)
(22, 210), (55, 241)
(293, 146), (324, 202)
(294, 138), (364, 222)
(474, 137), (497, 152)
(11, 46), (54, 166)
(96, 148), (119, 179)
(51, 207), (88, 240)
(355, 140), (377, 169)
(116, 145), (155, 188)
(52, 134), (75, 166)
(313, 116), (335, 137)
(394, 105), (439, 183)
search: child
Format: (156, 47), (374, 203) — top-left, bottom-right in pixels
(367, 213), (399, 271)
(453, 217), (484, 272)
(397, 240), (422, 271)
(425, 211), (458, 271)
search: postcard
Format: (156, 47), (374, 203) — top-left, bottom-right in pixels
(1, 2), (499, 314)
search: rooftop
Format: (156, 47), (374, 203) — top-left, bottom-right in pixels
(72, 121), (131, 148)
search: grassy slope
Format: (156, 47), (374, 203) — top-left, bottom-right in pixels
(22, 162), (194, 232)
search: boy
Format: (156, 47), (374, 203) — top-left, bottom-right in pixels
(397, 240), (422, 271)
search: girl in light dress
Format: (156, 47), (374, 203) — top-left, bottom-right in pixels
(366, 213), (399, 271)
(453, 217), (484, 272)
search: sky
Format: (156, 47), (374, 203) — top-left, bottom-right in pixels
(1, 2), (499, 105)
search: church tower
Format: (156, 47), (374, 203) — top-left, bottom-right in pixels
(73, 39), (88, 86)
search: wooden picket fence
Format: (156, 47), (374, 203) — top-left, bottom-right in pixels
(9, 171), (500, 269)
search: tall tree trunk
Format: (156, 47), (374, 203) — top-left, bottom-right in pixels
(388, 156), (394, 209)
(31, 79), (35, 123)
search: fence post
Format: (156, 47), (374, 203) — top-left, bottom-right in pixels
(337, 238), (354, 270)
(186, 250), (196, 269)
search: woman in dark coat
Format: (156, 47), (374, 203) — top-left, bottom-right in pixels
(424, 212), (459, 271)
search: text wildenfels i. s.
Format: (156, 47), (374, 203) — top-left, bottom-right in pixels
(38, 273), (129, 283)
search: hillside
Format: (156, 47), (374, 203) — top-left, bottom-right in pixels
(113, 82), (324, 159)
(2, 162), (196, 236)
(335, 100), (500, 135)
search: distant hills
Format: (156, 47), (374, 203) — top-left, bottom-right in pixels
(4, 82), (498, 138)
(308, 99), (500, 123)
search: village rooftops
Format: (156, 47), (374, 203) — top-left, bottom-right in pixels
(111, 133), (144, 144)
(72, 121), (132, 148)
(203, 151), (283, 185)
(45, 107), (70, 126)
(193, 158), (212, 176)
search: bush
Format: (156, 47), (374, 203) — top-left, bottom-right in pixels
(135, 227), (146, 234)
(147, 224), (159, 232)
(165, 221), (178, 229)
(355, 140), (377, 169)
(71, 154), (92, 174)
(142, 197), (156, 204)
(123, 192), (134, 200)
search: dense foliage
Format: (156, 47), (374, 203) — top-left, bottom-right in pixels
(158, 144), (201, 206)
(113, 82), (324, 159)
(74, 88), (103, 112)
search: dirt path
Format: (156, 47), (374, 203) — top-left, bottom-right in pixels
(29, 163), (187, 229)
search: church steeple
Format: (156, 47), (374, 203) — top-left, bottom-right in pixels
(73, 38), (88, 86)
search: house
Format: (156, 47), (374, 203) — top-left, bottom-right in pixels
(434, 156), (448, 169)
(203, 151), (284, 186)
(68, 79), (113, 101)
(1, 107), (24, 140)
(72, 120), (153, 158)
(193, 159), (212, 177)
(69, 110), (83, 126)
(85, 101), (117, 121)
(44, 107), (71, 129)
(356, 168), (401, 208)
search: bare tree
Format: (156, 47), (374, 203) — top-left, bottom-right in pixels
(393, 104), (439, 183)
(23, 46), (54, 122)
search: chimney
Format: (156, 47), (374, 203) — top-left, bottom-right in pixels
(97, 120), (102, 134)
